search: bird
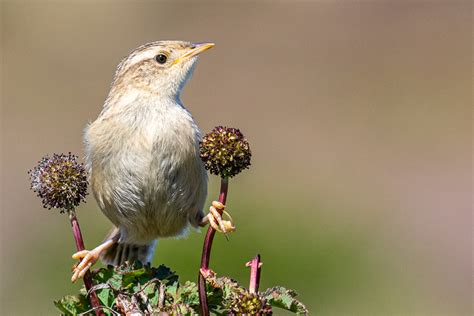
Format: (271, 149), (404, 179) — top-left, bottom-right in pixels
(71, 41), (235, 282)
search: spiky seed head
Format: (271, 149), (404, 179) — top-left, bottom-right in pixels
(199, 126), (251, 178)
(28, 153), (88, 212)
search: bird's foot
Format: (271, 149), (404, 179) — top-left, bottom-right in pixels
(71, 238), (116, 282)
(71, 248), (101, 283)
(201, 201), (235, 234)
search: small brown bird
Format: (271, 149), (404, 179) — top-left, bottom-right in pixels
(71, 41), (234, 282)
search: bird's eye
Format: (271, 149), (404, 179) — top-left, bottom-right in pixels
(155, 54), (168, 64)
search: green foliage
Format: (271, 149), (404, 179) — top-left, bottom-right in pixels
(54, 294), (90, 315)
(263, 286), (309, 314)
(54, 262), (308, 315)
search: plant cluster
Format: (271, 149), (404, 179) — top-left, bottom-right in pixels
(30, 127), (309, 315)
(54, 262), (308, 315)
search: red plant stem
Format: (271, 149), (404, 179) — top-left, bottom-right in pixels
(68, 209), (104, 316)
(246, 254), (262, 294)
(198, 177), (229, 316)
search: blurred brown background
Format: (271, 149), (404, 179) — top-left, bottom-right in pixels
(1, 1), (471, 315)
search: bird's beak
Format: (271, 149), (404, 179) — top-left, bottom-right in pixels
(173, 42), (215, 65)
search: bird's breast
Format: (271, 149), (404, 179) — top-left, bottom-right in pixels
(85, 98), (208, 241)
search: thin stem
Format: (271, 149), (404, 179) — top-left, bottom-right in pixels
(68, 209), (104, 316)
(198, 177), (229, 316)
(246, 254), (262, 294)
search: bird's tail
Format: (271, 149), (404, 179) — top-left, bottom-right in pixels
(100, 228), (157, 266)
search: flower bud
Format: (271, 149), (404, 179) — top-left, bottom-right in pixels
(229, 292), (271, 315)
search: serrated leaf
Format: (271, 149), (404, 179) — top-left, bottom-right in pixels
(154, 264), (178, 283)
(263, 286), (309, 315)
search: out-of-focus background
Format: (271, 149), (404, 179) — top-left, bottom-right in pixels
(1, 1), (471, 315)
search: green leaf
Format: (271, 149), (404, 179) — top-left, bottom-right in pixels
(143, 281), (157, 296)
(55, 263), (307, 315)
(178, 281), (199, 306)
(148, 284), (161, 307)
(263, 286), (309, 315)
(280, 293), (294, 309)
(97, 288), (111, 307)
(122, 268), (146, 290)
(93, 266), (115, 284)
(53, 294), (89, 315)
(166, 281), (179, 299)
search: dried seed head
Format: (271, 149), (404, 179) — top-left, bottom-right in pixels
(29, 153), (88, 212)
(200, 126), (251, 178)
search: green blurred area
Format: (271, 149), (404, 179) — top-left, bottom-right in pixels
(1, 1), (471, 315)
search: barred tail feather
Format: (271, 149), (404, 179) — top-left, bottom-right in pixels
(101, 240), (157, 266)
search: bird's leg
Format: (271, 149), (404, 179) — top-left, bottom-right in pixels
(200, 201), (235, 233)
(71, 237), (117, 283)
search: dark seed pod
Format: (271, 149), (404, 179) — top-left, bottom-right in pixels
(29, 153), (88, 212)
(199, 126), (251, 178)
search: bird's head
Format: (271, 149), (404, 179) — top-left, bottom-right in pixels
(111, 40), (214, 99)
